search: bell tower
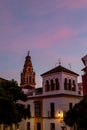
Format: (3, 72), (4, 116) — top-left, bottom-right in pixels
(20, 51), (36, 89)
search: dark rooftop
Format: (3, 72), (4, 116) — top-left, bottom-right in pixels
(41, 65), (79, 76)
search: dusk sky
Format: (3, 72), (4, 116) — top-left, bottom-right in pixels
(0, 0), (87, 87)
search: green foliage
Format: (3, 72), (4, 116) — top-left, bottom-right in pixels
(64, 95), (87, 129)
(0, 79), (28, 125)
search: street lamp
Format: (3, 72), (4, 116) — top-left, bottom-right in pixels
(58, 111), (66, 130)
(58, 111), (63, 119)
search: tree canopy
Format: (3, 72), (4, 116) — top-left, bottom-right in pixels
(64, 95), (87, 130)
(0, 79), (30, 125)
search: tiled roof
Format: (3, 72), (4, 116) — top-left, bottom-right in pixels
(41, 65), (79, 76)
(0, 77), (7, 82)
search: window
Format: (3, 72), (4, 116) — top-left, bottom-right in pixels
(37, 123), (41, 130)
(35, 102), (41, 117)
(69, 103), (72, 110)
(29, 76), (31, 82)
(27, 77), (28, 83)
(27, 122), (30, 130)
(51, 79), (54, 90)
(27, 104), (30, 110)
(17, 124), (19, 130)
(28, 68), (30, 72)
(50, 123), (55, 130)
(27, 105), (31, 117)
(72, 80), (76, 91)
(3, 125), (7, 130)
(10, 125), (13, 130)
(55, 78), (59, 90)
(46, 80), (50, 91)
(64, 78), (67, 90)
(23, 78), (25, 83)
(33, 78), (35, 83)
(50, 103), (55, 118)
(68, 79), (71, 90)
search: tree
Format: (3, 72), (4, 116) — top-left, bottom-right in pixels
(0, 79), (30, 125)
(64, 95), (87, 130)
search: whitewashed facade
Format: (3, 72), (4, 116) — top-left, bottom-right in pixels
(19, 58), (83, 130)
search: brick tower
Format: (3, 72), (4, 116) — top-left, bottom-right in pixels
(20, 51), (36, 89)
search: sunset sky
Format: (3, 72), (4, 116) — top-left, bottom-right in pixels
(0, 0), (87, 87)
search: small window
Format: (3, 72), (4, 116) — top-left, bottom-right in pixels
(23, 78), (25, 83)
(51, 79), (54, 90)
(50, 123), (55, 130)
(10, 125), (13, 130)
(28, 68), (30, 72)
(27, 122), (30, 130)
(33, 78), (35, 83)
(50, 103), (55, 118)
(27, 105), (30, 110)
(37, 123), (41, 130)
(69, 103), (72, 110)
(68, 79), (71, 90)
(26, 77), (28, 83)
(29, 76), (31, 82)
(55, 78), (59, 90)
(64, 78), (67, 90)
(35, 103), (41, 117)
(72, 80), (76, 91)
(17, 124), (19, 130)
(46, 80), (50, 91)
(27, 105), (31, 117)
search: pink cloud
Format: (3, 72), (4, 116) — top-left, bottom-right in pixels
(35, 27), (79, 46)
(56, 0), (87, 10)
(57, 0), (87, 11)
(67, 0), (87, 9)
(53, 28), (74, 41)
(0, 22), (86, 55)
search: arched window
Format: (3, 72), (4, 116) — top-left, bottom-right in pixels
(64, 78), (67, 90)
(23, 78), (25, 83)
(33, 78), (35, 83)
(45, 80), (50, 91)
(28, 68), (30, 72)
(26, 77), (28, 83)
(50, 79), (54, 90)
(72, 80), (76, 91)
(29, 76), (31, 83)
(68, 79), (71, 90)
(55, 78), (59, 90)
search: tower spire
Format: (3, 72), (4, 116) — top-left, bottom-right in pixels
(20, 51), (36, 89)
(27, 50), (30, 56)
